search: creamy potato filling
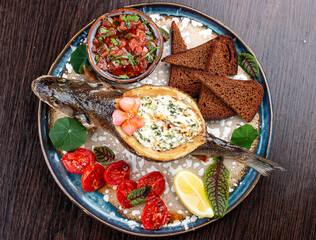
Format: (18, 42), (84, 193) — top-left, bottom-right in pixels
(133, 95), (202, 151)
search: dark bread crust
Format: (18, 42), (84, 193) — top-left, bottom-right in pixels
(162, 39), (215, 71)
(199, 35), (238, 120)
(206, 35), (238, 75)
(198, 85), (235, 120)
(194, 71), (264, 122)
(168, 21), (201, 97)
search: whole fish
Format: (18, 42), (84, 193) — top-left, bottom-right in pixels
(32, 75), (284, 176)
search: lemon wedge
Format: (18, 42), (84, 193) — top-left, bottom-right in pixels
(174, 170), (214, 218)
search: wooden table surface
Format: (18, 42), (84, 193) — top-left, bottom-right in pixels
(1, 0), (315, 239)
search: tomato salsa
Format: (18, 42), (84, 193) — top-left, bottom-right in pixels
(91, 14), (160, 79)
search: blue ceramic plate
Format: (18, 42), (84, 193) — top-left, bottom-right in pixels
(38, 3), (273, 237)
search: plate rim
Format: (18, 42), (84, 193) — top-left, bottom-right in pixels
(37, 2), (273, 237)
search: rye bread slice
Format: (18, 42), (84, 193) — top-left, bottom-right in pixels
(168, 21), (201, 97)
(194, 71), (264, 122)
(206, 35), (238, 75)
(198, 35), (238, 120)
(162, 39), (215, 71)
(198, 85), (235, 120)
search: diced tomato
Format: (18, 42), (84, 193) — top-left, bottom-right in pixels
(141, 197), (168, 230)
(92, 14), (159, 78)
(119, 21), (128, 31)
(103, 160), (130, 185)
(137, 172), (165, 201)
(99, 47), (109, 58)
(101, 19), (112, 28)
(61, 148), (96, 174)
(81, 164), (106, 192)
(116, 180), (137, 209)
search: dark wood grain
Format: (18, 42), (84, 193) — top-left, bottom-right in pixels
(1, 0), (315, 239)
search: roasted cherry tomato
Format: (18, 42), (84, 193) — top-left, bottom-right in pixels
(61, 148), (96, 174)
(103, 160), (130, 185)
(141, 197), (168, 230)
(81, 164), (106, 192)
(137, 171), (165, 200)
(116, 180), (137, 209)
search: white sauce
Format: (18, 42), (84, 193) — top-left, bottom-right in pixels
(133, 95), (202, 151)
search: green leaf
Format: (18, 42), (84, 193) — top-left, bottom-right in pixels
(238, 53), (260, 79)
(70, 45), (90, 74)
(230, 124), (259, 150)
(203, 156), (230, 218)
(158, 27), (170, 42)
(49, 117), (87, 152)
(93, 146), (115, 166)
(142, 20), (149, 25)
(127, 186), (151, 206)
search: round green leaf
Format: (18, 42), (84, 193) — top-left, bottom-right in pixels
(70, 45), (89, 74)
(230, 124), (259, 150)
(49, 117), (87, 152)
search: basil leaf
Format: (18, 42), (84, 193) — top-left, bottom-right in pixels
(93, 146), (115, 166)
(238, 53), (260, 79)
(49, 117), (87, 152)
(118, 75), (129, 79)
(127, 186), (151, 206)
(70, 45), (90, 74)
(158, 27), (170, 42)
(230, 124), (259, 150)
(203, 156), (230, 218)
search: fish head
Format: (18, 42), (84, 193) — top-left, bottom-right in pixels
(32, 75), (104, 117)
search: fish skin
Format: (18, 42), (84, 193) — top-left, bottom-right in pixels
(32, 75), (284, 175)
(191, 133), (285, 176)
(32, 75), (138, 154)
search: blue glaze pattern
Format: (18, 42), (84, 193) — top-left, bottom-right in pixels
(39, 3), (273, 236)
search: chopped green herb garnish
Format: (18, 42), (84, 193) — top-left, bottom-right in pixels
(145, 54), (154, 63)
(103, 32), (114, 38)
(127, 52), (137, 66)
(108, 17), (113, 24)
(118, 55), (129, 59)
(142, 20), (149, 25)
(117, 26), (123, 33)
(147, 34), (154, 41)
(95, 55), (99, 62)
(126, 15), (139, 22)
(99, 27), (108, 34)
(118, 75), (129, 79)
(110, 38), (119, 46)
(125, 33), (132, 39)
(148, 43), (155, 51)
(98, 37), (103, 44)
(121, 15), (132, 28)
(144, 46), (160, 59)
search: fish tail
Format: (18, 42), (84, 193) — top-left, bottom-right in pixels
(239, 152), (285, 176)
